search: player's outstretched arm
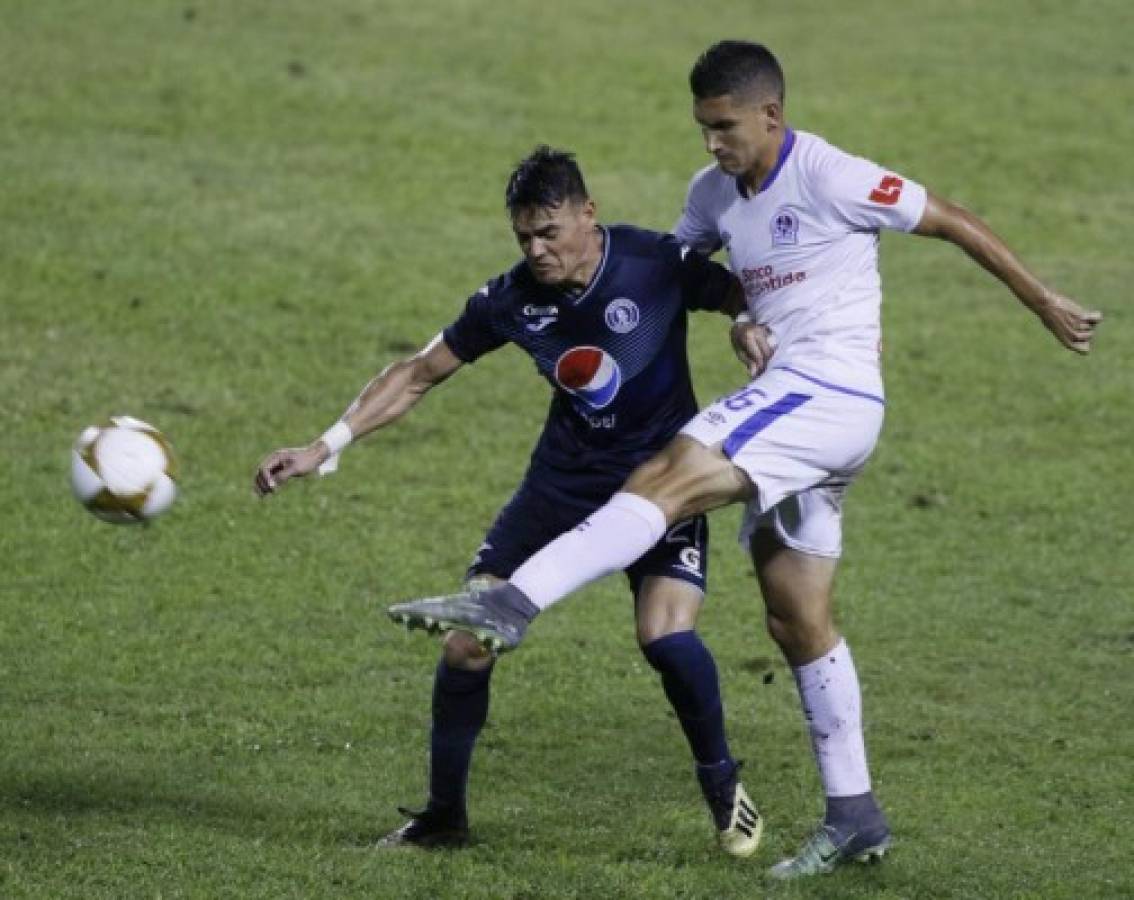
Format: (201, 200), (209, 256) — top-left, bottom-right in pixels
(913, 192), (1102, 353)
(254, 334), (463, 495)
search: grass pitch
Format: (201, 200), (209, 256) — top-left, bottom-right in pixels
(2, 1), (1131, 897)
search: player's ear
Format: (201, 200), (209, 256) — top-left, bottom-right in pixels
(762, 99), (783, 130)
(581, 198), (597, 223)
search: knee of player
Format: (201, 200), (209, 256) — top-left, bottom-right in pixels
(765, 606), (806, 641)
(442, 630), (494, 669)
(636, 619), (687, 648)
(635, 599), (701, 648)
(765, 610), (836, 660)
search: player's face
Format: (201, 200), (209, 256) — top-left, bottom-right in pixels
(511, 199), (599, 287)
(694, 93), (782, 182)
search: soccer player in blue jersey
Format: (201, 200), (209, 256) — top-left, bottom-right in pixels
(388, 44), (1102, 878)
(254, 146), (772, 854)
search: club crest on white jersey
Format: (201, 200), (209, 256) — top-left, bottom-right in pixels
(554, 346), (622, 409)
(770, 207), (799, 246)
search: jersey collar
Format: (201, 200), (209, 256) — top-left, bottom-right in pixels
(735, 127), (796, 199)
(561, 225), (610, 306)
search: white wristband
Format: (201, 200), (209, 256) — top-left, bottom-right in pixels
(319, 421), (352, 455)
(317, 421), (352, 475)
(733, 310), (753, 325)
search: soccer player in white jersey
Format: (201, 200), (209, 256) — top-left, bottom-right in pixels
(390, 40), (1101, 878)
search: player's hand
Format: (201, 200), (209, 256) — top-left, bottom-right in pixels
(730, 321), (776, 377)
(253, 443), (328, 496)
(1036, 293), (1102, 354)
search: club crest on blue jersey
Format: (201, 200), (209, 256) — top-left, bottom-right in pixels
(604, 297), (640, 334)
(771, 207), (799, 246)
(554, 346), (622, 409)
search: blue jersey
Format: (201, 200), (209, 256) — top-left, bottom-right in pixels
(443, 225), (734, 495)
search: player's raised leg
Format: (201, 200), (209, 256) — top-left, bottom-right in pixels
(388, 437), (751, 650)
(748, 532), (890, 878)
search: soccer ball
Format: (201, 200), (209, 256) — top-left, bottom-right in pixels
(71, 416), (179, 524)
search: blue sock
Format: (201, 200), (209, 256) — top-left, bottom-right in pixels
(641, 630), (732, 766)
(428, 660), (493, 815)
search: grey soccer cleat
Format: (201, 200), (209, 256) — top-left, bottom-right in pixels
(768, 822), (891, 879)
(387, 584), (539, 653)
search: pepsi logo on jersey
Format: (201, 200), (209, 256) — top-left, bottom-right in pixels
(554, 346), (622, 409)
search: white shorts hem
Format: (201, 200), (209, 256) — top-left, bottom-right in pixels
(738, 522), (843, 560)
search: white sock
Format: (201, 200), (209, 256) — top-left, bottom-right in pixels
(511, 492), (667, 611)
(792, 637), (872, 797)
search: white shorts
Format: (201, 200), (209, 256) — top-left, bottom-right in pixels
(680, 366), (885, 558)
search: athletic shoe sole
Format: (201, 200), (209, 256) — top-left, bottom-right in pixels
(388, 603), (510, 653)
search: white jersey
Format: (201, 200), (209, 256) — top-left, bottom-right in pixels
(675, 129), (927, 397)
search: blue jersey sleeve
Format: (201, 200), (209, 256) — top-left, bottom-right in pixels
(663, 234), (735, 312)
(441, 279), (509, 364)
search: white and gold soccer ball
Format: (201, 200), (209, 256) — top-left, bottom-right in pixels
(71, 416), (179, 524)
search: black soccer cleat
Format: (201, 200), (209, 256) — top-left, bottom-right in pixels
(375, 805), (469, 850)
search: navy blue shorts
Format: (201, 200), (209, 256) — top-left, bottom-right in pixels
(467, 471), (709, 598)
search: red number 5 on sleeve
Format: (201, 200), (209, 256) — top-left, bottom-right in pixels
(869, 175), (904, 205)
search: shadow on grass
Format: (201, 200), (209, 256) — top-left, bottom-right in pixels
(0, 768), (352, 845)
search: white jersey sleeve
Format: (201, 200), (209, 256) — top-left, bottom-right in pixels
(810, 145), (927, 233)
(673, 164), (725, 254)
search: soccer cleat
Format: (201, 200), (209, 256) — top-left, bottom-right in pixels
(387, 585), (538, 653)
(768, 822), (891, 879)
(374, 805), (469, 849)
(698, 763), (763, 858)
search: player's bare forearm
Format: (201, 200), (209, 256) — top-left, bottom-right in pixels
(253, 335), (462, 495)
(335, 334), (463, 450)
(914, 192), (1101, 353)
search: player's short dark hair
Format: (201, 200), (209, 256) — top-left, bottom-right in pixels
(689, 40), (785, 104)
(505, 146), (589, 214)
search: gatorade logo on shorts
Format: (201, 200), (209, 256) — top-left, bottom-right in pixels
(554, 346), (622, 409)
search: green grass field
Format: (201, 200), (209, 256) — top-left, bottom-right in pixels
(3, 1), (1132, 896)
